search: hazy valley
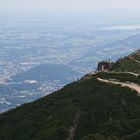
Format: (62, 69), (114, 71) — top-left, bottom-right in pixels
(0, 17), (140, 113)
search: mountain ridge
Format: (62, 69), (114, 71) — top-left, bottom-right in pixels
(111, 49), (140, 73)
(10, 63), (81, 84)
(0, 50), (140, 140)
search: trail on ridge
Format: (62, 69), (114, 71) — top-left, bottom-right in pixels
(97, 78), (140, 95)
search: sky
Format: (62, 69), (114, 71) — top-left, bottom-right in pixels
(0, 0), (140, 16)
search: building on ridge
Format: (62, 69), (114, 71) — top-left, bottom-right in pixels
(97, 60), (111, 71)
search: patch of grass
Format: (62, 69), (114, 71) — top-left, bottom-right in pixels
(111, 57), (140, 73)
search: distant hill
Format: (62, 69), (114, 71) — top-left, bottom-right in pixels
(11, 64), (81, 84)
(0, 51), (140, 140)
(0, 64), (81, 113)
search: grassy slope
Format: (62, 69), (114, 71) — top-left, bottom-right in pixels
(95, 72), (140, 85)
(112, 57), (140, 73)
(0, 76), (140, 140)
(132, 50), (140, 61)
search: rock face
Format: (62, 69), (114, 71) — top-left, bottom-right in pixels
(0, 51), (140, 140)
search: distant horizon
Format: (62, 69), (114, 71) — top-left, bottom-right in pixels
(0, 0), (140, 18)
(0, 11), (140, 28)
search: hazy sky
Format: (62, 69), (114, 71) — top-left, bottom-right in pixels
(0, 0), (140, 16)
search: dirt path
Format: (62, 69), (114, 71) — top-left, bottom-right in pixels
(67, 111), (81, 140)
(97, 78), (140, 95)
(129, 56), (140, 64)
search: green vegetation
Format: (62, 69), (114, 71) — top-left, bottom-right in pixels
(95, 72), (140, 84)
(131, 50), (140, 61)
(0, 75), (140, 140)
(111, 50), (140, 73)
(112, 57), (140, 73)
(80, 133), (119, 140)
(0, 50), (140, 140)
